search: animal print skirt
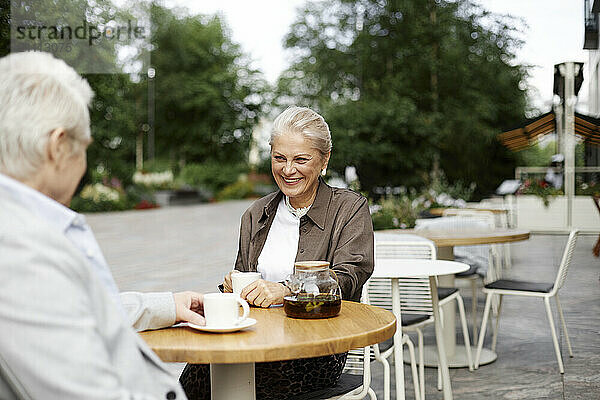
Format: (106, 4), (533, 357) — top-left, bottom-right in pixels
(179, 353), (348, 400)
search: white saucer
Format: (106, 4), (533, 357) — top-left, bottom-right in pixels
(187, 318), (257, 333)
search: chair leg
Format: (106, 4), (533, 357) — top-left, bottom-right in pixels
(544, 297), (565, 374)
(404, 335), (421, 400)
(391, 281), (406, 400)
(470, 279), (478, 345)
(475, 292), (493, 369)
(503, 243), (512, 271)
(555, 294), (573, 357)
(432, 313), (443, 392)
(373, 344), (390, 400)
(367, 387), (377, 400)
(455, 294), (474, 371)
(491, 294), (503, 352)
(394, 336), (406, 400)
(416, 329), (425, 399)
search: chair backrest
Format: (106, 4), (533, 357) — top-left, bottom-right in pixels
(418, 214), (498, 280)
(369, 241), (436, 317)
(343, 346), (370, 375)
(553, 230), (579, 292)
(334, 288), (375, 399)
(441, 209), (497, 228)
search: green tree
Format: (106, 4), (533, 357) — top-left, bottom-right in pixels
(279, 0), (529, 196)
(0, 0), (8, 57)
(150, 3), (268, 165)
(0, 0), (142, 186)
(84, 73), (141, 186)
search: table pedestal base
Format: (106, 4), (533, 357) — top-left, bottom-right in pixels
(210, 363), (255, 400)
(404, 345), (497, 368)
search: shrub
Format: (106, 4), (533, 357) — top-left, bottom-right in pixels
(132, 170), (176, 190)
(576, 181), (600, 196)
(70, 183), (130, 213)
(517, 179), (563, 207)
(179, 163), (247, 193)
(217, 179), (256, 201)
(371, 195), (423, 231)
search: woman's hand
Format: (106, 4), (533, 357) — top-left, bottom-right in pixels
(222, 270), (236, 293)
(241, 280), (290, 308)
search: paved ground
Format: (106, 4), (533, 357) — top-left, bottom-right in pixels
(87, 201), (600, 399)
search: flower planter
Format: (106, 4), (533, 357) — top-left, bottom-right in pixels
(515, 195), (600, 231)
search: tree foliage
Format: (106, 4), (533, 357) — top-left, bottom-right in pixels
(0, 0), (8, 57)
(151, 4), (268, 165)
(1, 1), (269, 187)
(278, 0), (529, 196)
(84, 74), (141, 185)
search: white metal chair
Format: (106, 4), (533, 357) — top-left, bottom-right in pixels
(449, 206), (513, 272)
(365, 287), (420, 400)
(474, 230), (579, 373)
(424, 212), (501, 344)
(300, 286), (419, 400)
(369, 241), (473, 400)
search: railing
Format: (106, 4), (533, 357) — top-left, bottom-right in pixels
(515, 166), (600, 195)
(515, 166), (600, 178)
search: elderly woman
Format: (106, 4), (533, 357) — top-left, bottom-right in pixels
(180, 106), (374, 399)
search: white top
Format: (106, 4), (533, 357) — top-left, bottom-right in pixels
(0, 173), (123, 312)
(372, 259), (469, 278)
(257, 197), (301, 282)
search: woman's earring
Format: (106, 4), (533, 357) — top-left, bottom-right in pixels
(321, 168), (327, 176)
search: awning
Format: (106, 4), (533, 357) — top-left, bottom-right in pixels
(498, 112), (555, 151)
(574, 113), (600, 146)
(498, 111), (600, 151)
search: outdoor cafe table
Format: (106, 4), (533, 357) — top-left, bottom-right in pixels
(140, 301), (396, 400)
(428, 207), (510, 216)
(378, 229), (530, 368)
(372, 259), (470, 400)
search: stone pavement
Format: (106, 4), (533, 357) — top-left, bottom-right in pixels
(87, 201), (600, 399)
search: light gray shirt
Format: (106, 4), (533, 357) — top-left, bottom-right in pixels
(0, 174), (122, 308)
(0, 175), (184, 399)
(0, 173), (176, 329)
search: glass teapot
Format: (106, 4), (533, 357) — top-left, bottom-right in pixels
(283, 261), (342, 319)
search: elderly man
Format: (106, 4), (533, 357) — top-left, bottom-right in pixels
(0, 52), (202, 399)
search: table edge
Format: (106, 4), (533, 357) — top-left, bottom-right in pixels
(141, 302), (397, 364)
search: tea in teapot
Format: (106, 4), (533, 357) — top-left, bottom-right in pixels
(283, 261), (342, 319)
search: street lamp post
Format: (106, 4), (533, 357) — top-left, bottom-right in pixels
(147, 67), (156, 160)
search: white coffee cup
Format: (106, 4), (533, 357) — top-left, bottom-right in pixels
(203, 293), (250, 327)
(232, 271), (262, 295)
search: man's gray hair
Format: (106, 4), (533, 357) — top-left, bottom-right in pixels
(270, 106), (332, 156)
(0, 51), (94, 180)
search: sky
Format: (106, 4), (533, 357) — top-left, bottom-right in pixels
(168, 0), (589, 113)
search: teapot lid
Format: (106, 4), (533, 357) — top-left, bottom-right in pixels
(294, 261), (330, 272)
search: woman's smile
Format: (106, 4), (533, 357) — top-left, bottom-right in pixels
(281, 176), (303, 185)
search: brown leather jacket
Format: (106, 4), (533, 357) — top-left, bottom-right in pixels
(234, 179), (374, 302)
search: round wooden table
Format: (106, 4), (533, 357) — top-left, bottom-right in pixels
(428, 207), (509, 216)
(404, 228), (529, 248)
(377, 229), (530, 369)
(140, 301), (396, 400)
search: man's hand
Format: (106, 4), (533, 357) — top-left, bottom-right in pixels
(222, 270), (236, 293)
(173, 291), (205, 326)
(240, 280), (291, 308)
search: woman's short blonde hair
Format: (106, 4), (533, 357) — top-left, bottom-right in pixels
(0, 51), (94, 180)
(270, 106), (332, 156)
